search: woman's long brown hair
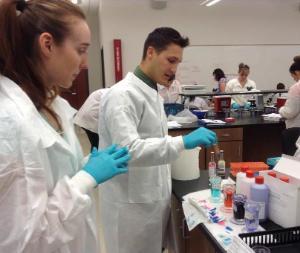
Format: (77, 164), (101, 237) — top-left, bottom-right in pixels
(0, 0), (85, 127)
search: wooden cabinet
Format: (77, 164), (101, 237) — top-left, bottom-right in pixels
(170, 194), (215, 253)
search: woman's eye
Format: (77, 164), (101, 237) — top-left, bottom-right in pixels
(78, 48), (87, 55)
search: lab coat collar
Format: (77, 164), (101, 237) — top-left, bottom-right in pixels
(125, 72), (161, 100)
(133, 66), (158, 91)
(0, 75), (75, 155)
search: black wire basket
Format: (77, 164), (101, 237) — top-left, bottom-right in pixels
(239, 226), (300, 253)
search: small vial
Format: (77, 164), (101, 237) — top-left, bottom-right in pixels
(217, 150), (226, 177)
(208, 152), (216, 178)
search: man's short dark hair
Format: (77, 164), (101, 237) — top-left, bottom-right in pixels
(142, 27), (189, 60)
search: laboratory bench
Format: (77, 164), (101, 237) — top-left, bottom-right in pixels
(169, 112), (286, 170)
(171, 170), (283, 253)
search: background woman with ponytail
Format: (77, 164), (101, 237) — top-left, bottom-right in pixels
(279, 57), (300, 129)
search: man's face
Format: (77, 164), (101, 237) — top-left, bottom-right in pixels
(147, 43), (183, 87)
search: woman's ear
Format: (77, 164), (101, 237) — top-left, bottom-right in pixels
(39, 32), (54, 58)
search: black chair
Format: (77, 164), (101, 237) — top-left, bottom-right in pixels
(281, 127), (300, 156)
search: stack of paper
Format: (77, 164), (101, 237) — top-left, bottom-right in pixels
(261, 113), (282, 122)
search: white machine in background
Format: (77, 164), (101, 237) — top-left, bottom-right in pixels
(181, 84), (208, 95)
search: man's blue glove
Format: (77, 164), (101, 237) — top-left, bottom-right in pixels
(244, 101), (251, 109)
(183, 127), (217, 149)
(231, 102), (240, 110)
(83, 145), (130, 184)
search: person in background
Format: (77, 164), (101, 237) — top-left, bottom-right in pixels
(277, 82), (286, 90)
(184, 95), (209, 110)
(225, 62), (257, 108)
(212, 68), (227, 93)
(265, 82), (286, 105)
(98, 27), (217, 253)
(158, 79), (209, 111)
(279, 58), (300, 128)
(158, 79), (181, 103)
(0, 0), (130, 252)
(74, 88), (110, 149)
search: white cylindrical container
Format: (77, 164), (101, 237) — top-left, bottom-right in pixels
(239, 170), (255, 199)
(236, 165), (249, 194)
(171, 147), (201, 180)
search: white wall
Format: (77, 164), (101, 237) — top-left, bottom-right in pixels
(99, 0), (300, 88)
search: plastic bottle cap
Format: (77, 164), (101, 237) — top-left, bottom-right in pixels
(241, 165), (249, 173)
(268, 171), (277, 178)
(255, 176), (264, 184)
(279, 176), (289, 183)
(246, 170), (254, 178)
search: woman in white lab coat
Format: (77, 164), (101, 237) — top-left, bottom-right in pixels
(279, 59), (300, 128)
(0, 1), (130, 252)
(225, 63), (257, 107)
(99, 27), (217, 253)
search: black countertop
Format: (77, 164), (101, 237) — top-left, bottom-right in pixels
(169, 112), (284, 131)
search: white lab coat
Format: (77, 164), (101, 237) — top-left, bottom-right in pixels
(225, 78), (257, 105)
(74, 88), (110, 133)
(295, 136), (300, 158)
(279, 81), (300, 129)
(98, 72), (184, 253)
(0, 75), (98, 253)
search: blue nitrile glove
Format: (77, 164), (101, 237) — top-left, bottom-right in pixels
(266, 156), (281, 169)
(231, 102), (240, 110)
(83, 145), (130, 184)
(244, 102), (251, 109)
(183, 127), (217, 149)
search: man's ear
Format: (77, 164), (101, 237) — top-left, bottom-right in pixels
(39, 32), (54, 57)
(147, 46), (156, 60)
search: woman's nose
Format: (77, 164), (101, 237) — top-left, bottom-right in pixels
(80, 55), (89, 69)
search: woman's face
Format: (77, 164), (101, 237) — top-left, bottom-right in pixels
(42, 18), (91, 89)
(238, 69), (249, 83)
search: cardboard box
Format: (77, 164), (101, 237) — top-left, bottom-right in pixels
(259, 155), (300, 228)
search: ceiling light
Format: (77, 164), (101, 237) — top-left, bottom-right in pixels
(200, 0), (211, 5)
(206, 0), (222, 7)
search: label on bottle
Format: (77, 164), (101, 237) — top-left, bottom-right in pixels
(217, 160), (226, 176)
(252, 201), (266, 220)
(208, 162), (216, 177)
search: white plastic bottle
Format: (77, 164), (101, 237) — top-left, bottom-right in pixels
(235, 165), (249, 194)
(208, 151), (216, 178)
(250, 176), (269, 221)
(239, 170), (255, 199)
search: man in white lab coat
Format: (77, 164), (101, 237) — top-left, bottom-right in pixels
(99, 27), (217, 253)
